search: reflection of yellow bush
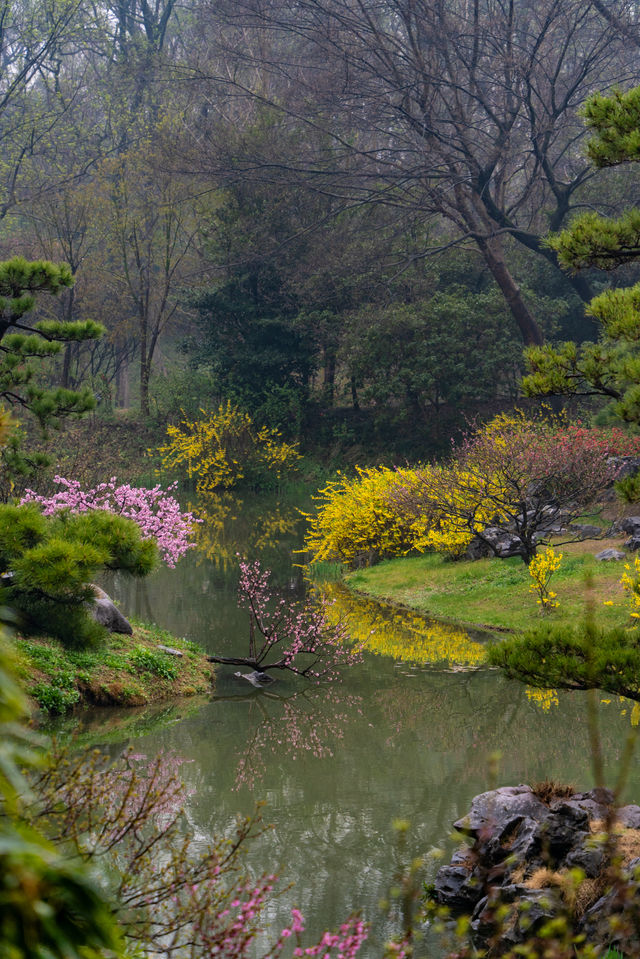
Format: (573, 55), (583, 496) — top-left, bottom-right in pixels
(320, 582), (486, 668)
(192, 492), (298, 571)
(156, 402), (300, 492)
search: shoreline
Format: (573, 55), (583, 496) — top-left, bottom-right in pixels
(14, 621), (215, 715)
(343, 537), (634, 635)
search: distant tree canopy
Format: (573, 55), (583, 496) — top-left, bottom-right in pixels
(0, 0), (638, 447)
(189, 0), (637, 346)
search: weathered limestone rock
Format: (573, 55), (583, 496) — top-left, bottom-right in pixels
(619, 516), (640, 536)
(434, 785), (640, 950)
(89, 585), (133, 634)
(480, 528), (525, 558)
(453, 785), (548, 837)
(595, 548), (626, 561)
(568, 523), (603, 539)
(607, 456), (640, 480)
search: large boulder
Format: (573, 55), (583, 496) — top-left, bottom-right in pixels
(89, 585), (133, 634)
(607, 456), (640, 481)
(480, 527), (525, 559)
(434, 786), (640, 950)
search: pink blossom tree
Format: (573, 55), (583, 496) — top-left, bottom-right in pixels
(209, 559), (363, 683)
(21, 476), (198, 568)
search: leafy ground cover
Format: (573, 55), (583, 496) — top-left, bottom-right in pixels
(13, 621), (214, 714)
(345, 538), (634, 633)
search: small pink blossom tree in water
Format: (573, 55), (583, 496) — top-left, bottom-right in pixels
(21, 475), (198, 568)
(209, 558), (363, 683)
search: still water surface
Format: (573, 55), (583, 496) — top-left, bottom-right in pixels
(79, 492), (640, 954)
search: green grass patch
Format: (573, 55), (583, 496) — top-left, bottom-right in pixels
(306, 560), (344, 582)
(345, 539), (633, 633)
(15, 622), (214, 715)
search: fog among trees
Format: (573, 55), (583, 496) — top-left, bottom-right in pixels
(2, 0), (640, 454)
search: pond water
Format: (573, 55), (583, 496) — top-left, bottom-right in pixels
(69, 491), (640, 955)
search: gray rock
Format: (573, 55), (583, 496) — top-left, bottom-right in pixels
(620, 516), (640, 535)
(568, 524), (603, 539)
(540, 806), (589, 862)
(595, 548), (626, 561)
(442, 784), (640, 950)
(481, 527), (525, 558)
(454, 785), (548, 838)
(625, 535), (640, 552)
(607, 456), (640, 480)
(465, 536), (493, 561)
(565, 841), (606, 878)
(89, 585), (132, 634)
(509, 817), (545, 863)
(434, 865), (485, 910)
(515, 888), (562, 938)
(617, 805), (640, 830)
(234, 670), (276, 687)
(550, 796), (609, 822)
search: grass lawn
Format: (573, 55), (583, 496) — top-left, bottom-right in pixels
(345, 537), (635, 633)
(14, 621), (214, 714)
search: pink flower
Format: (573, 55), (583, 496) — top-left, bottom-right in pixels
(22, 476), (199, 567)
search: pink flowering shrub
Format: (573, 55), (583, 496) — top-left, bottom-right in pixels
(210, 558), (363, 681)
(34, 742), (368, 959)
(21, 476), (198, 568)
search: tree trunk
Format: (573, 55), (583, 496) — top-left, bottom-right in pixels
(477, 236), (544, 346)
(350, 376), (360, 411)
(323, 346), (336, 406)
(140, 311), (150, 416)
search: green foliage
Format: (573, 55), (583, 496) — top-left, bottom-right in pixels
(0, 633), (124, 957)
(15, 626), (213, 713)
(190, 262), (316, 417)
(0, 257), (103, 429)
(0, 504), (158, 648)
(487, 620), (640, 702)
(128, 645), (178, 680)
(584, 87), (640, 169)
(30, 681), (81, 714)
(525, 84), (640, 424)
(615, 469), (640, 503)
(343, 290), (523, 423)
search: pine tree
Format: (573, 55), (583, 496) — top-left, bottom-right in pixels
(522, 85), (640, 424)
(0, 257), (103, 428)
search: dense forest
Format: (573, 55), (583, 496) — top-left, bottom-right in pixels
(2, 0), (639, 460)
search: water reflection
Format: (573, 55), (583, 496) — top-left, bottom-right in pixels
(320, 582), (487, 669)
(90, 490), (640, 956)
(215, 683), (364, 791)
(190, 491), (301, 572)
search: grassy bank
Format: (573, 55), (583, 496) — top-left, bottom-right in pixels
(14, 622), (214, 714)
(345, 538), (634, 633)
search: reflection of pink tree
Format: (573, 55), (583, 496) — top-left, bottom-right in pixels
(33, 743), (368, 958)
(210, 559), (363, 682)
(230, 685), (364, 791)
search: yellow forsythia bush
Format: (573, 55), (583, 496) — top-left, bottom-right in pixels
(528, 547), (562, 611)
(389, 463), (494, 559)
(621, 555), (640, 621)
(156, 402), (300, 492)
(303, 466), (429, 567)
